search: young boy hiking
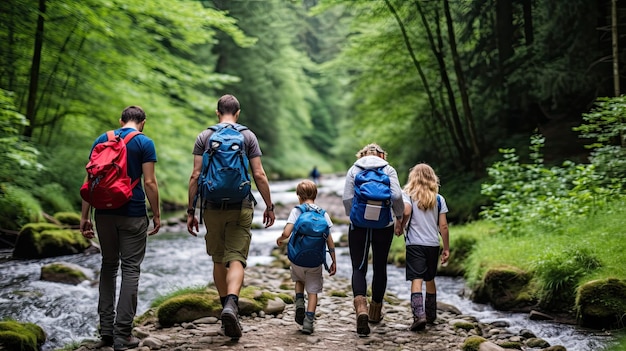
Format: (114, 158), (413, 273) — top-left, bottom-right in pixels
(276, 179), (337, 334)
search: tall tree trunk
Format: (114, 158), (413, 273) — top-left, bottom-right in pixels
(414, 0), (469, 164)
(383, 0), (437, 117)
(25, 0), (46, 138)
(443, 0), (482, 171)
(612, 0), (620, 97)
(522, 0), (534, 45)
(495, 0), (519, 132)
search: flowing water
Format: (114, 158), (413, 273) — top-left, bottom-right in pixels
(0, 176), (617, 351)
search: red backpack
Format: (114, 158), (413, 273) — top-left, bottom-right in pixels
(80, 130), (141, 209)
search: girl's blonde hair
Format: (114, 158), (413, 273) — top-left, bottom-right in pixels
(296, 179), (318, 201)
(356, 143), (387, 159)
(403, 163), (439, 210)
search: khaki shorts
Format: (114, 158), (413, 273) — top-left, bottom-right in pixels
(291, 263), (323, 294)
(202, 206), (254, 268)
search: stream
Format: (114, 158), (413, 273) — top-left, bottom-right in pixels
(0, 176), (616, 350)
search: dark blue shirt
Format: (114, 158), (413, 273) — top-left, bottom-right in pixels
(89, 127), (157, 217)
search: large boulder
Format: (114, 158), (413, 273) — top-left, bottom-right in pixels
(0, 320), (46, 351)
(157, 290), (222, 327)
(155, 286), (289, 327)
(576, 278), (626, 329)
(471, 265), (537, 311)
(12, 223), (91, 259)
(40, 261), (92, 285)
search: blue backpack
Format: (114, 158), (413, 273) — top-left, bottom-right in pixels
(195, 124), (251, 219)
(287, 204), (330, 269)
(349, 166), (392, 229)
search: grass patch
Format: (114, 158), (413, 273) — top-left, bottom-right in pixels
(463, 197), (626, 313)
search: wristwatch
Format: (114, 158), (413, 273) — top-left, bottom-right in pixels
(267, 204), (274, 212)
(187, 208), (195, 215)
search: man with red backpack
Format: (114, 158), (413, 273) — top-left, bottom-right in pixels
(79, 105), (161, 351)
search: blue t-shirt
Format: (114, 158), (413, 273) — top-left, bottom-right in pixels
(90, 127), (157, 217)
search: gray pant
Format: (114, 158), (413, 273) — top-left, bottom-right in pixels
(95, 214), (148, 338)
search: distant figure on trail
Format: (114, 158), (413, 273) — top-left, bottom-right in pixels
(79, 105), (161, 351)
(309, 166), (321, 185)
(400, 163), (449, 332)
(342, 143), (404, 336)
(186, 94), (275, 341)
(276, 179), (337, 334)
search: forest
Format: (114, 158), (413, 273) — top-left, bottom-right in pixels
(1, 0), (625, 230)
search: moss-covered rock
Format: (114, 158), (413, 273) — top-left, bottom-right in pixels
(0, 320), (46, 351)
(576, 278), (626, 329)
(471, 265), (537, 311)
(461, 335), (486, 351)
(156, 290), (222, 327)
(525, 337), (550, 348)
(497, 341), (522, 349)
(156, 286), (287, 327)
(53, 212), (81, 226)
(439, 235), (478, 277)
(40, 262), (91, 285)
(12, 223), (91, 259)
(392, 250), (406, 267)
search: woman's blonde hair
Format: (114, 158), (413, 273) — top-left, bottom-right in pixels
(296, 179), (318, 201)
(356, 143), (387, 159)
(403, 163), (439, 210)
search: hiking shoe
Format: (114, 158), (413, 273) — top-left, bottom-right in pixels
(94, 335), (113, 348)
(410, 316), (427, 332)
(295, 297), (305, 325)
(302, 315), (314, 335)
(221, 298), (242, 339)
(113, 335), (140, 351)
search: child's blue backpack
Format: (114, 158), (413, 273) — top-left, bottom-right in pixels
(195, 124), (251, 220)
(349, 166), (392, 229)
(287, 204), (330, 269)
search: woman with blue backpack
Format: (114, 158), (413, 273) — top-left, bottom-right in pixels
(342, 143), (405, 336)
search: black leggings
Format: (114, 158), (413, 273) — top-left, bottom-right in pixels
(348, 224), (394, 303)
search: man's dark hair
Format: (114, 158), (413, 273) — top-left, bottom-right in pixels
(121, 106), (146, 123)
(217, 94), (240, 115)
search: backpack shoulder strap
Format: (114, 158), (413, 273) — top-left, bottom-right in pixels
(106, 130), (116, 141)
(208, 123), (248, 133)
(123, 131), (142, 144)
(235, 124), (249, 133)
(436, 194), (441, 212)
(296, 204), (309, 213)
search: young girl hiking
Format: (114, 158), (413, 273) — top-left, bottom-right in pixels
(400, 163), (449, 331)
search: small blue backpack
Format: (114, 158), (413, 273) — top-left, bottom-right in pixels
(349, 166), (392, 229)
(287, 204), (330, 269)
(195, 124), (252, 220)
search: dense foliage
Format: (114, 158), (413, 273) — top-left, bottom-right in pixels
(1, 0), (626, 229)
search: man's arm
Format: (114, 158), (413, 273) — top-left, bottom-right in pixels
(142, 161), (160, 236)
(186, 154), (202, 235)
(249, 156), (275, 228)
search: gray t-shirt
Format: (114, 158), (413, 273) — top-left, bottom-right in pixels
(403, 191), (448, 247)
(192, 123), (262, 159)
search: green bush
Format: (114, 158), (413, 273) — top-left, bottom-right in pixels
(481, 134), (616, 234)
(574, 96), (626, 190)
(533, 247), (601, 311)
(34, 183), (75, 214)
(0, 183), (43, 230)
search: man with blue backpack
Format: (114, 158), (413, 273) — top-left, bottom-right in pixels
(276, 179), (337, 335)
(186, 94), (275, 341)
(342, 143), (404, 336)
